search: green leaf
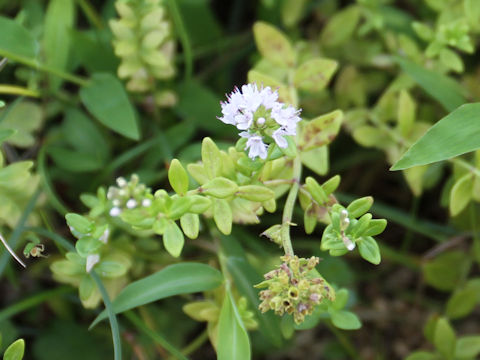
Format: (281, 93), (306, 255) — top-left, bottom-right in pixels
(330, 310), (361, 330)
(236, 185), (274, 202)
(300, 146), (329, 176)
(201, 177), (238, 198)
(43, 0), (75, 91)
(0, 129), (16, 145)
(392, 103), (480, 170)
(48, 146), (103, 172)
(217, 289), (251, 360)
(299, 110), (343, 151)
(394, 56), (466, 112)
(180, 213), (199, 239)
(434, 318), (456, 359)
(294, 58), (338, 92)
(65, 213), (93, 235)
(450, 173), (474, 216)
(80, 73), (140, 140)
(253, 21), (295, 67)
(446, 286), (478, 319)
(213, 199), (232, 235)
(91, 263), (223, 327)
(423, 251), (468, 291)
(397, 90), (416, 137)
(163, 221), (184, 258)
(3, 339), (25, 360)
(168, 159), (189, 195)
(201, 137), (221, 179)
(0, 101), (42, 148)
(357, 236), (381, 265)
(347, 196), (373, 218)
(0, 16), (37, 59)
(222, 236), (283, 347)
(455, 336), (480, 358)
(320, 5), (361, 47)
(405, 351), (437, 360)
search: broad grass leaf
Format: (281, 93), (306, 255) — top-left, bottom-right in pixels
(221, 235), (283, 347)
(80, 73), (140, 140)
(217, 289), (251, 360)
(0, 16), (37, 59)
(392, 103), (480, 170)
(43, 0), (75, 91)
(395, 56), (466, 112)
(91, 263), (223, 327)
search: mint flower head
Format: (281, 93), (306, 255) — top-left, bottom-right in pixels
(219, 84), (301, 159)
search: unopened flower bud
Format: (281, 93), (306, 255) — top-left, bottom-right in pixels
(110, 207), (121, 217)
(126, 198), (137, 209)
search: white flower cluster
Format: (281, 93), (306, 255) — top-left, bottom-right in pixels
(219, 84), (301, 159)
(107, 175), (152, 217)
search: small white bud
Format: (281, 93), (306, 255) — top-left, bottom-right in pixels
(116, 177), (127, 187)
(142, 198), (152, 207)
(109, 207), (121, 217)
(126, 199), (137, 209)
(257, 117), (266, 125)
(342, 234), (356, 251)
(86, 254), (100, 273)
(99, 228), (110, 244)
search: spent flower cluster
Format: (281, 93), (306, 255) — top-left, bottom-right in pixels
(255, 255), (334, 324)
(219, 84), (301, 159)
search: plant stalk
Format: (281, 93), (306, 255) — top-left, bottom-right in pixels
(281, 156), (302, 257)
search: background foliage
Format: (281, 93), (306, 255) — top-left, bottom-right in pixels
(1, 0), (480, 359)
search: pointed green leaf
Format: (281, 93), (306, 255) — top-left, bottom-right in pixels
(91, 263), (223, 327)
(80, 73), (140, 140)
(213, 199), (232, 235)
(44, 0), (75, 91)
(201, 137), (221, 179)
(392, 103), (480, 170)
(330, 310), (361, 330)
(450, 174), (474, 216)
(294, 58), (338, 92)
(434, 318), (456, 359)
(357, 236), (381, 265)
(217, 289), (251, 360)
(455, 336), (480, 358)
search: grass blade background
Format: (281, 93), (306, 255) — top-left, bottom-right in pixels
(392, 103), (480, 170)
(91, 262), (223, 327)
(395, 56), (466, 112)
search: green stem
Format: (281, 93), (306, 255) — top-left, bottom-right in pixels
(166, 0), (193, 79)
(76, 0), (103, 29)
(281, 156), (302, 257)
(90, 271), (123, 360)
(326, 322), (362, 360)
(124, 311), (188, 360)
(0, 85), (40, 97)
(181, 329), (208, 357)
(0, 50), (88, 87)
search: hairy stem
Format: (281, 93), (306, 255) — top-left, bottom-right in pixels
(281, 156), (302, 257)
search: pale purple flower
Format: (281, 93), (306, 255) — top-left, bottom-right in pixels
(220, 83), (302, 159)
(241, 132), (268, 159)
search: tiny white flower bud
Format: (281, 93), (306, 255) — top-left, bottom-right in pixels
(109, 207), (121, 217)
(126, 198), (137, 209)
(99, 228), (110, 244)
(342, 234), (356, 251)
(86, 254), (100, 273)
(257, 117), (266, 125)
(116, 177), (127, 187)
(142, 198), (152, 207)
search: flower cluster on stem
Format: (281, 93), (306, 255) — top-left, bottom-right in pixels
(219, 84), (301, 159)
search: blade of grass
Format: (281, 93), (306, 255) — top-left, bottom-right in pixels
(124, 310), (189, 360)
(0, 286), (73, 322)
(90, 270), (122, 360)
(0, 188), (41, 276)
